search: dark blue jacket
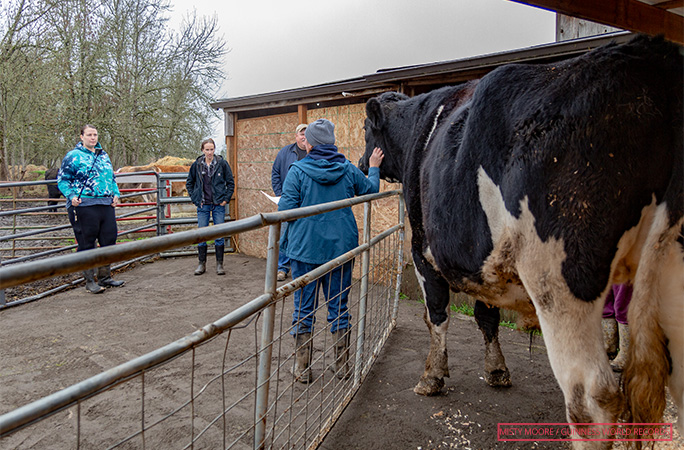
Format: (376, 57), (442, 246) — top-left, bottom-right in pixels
(186, 155), (235, 207)
(278, 144), (380, 264)
(271, 143), (301, 196)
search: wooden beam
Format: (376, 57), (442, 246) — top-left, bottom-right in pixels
(654, 1), (684, 10)
(297, 104), (307, 125)
(223, 110), (234, 137)
(511, 0), (684, 45)
(225, 112), (239, 252)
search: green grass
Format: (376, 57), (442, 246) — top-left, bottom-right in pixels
(499, 320), (517, 330)
(117, 236), (148, 243)
(451, 302), (474, 316)
(451, 300), (542, 335)
(398, 294), (541, 335)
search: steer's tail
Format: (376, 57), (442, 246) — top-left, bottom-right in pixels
(624, 210), (683, 447)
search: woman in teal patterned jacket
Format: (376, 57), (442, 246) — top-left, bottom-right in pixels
(58, 124), (125, 293)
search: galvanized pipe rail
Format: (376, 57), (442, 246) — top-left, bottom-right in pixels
(0, 173), (172, 304)
(0, 191), (399, 289)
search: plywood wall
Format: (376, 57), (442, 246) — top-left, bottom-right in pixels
(233, 104), (400, 261)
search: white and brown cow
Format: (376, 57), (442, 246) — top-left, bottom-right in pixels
(359, 35), (683, 446)
(116, 164), (191, 204)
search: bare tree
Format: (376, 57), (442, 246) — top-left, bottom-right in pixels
(0, 0), (227, 175)
(0, 0), (55, 179)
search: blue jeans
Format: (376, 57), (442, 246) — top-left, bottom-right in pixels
(277, 222), (290, 273)
(196, 204), (226, 247)
(291, 259), (353, 335)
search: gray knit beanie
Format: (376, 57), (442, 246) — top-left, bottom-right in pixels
(305, 119), (335, 148)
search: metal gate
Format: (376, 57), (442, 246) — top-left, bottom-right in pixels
(0, 191), (405, 449)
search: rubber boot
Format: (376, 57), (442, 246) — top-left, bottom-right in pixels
(611, 323), (630, 372)
(292, 333), (313, 383)
(215, 244), (225, 275)
(602, 317), (618, 359)
(97, 265), (125, 288)
(194, 246), (207, 275)
(330, 329), (351, 380)
(84, 269), (105, 294)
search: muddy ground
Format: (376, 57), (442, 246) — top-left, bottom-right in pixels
(0, 254), (680, 449)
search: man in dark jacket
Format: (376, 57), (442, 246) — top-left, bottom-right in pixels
(186, 138), (235, 275)
(271, 123), (308, 281)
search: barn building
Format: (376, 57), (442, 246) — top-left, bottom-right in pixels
(210, 32), (630, 260)
(210, 1), (682, 265)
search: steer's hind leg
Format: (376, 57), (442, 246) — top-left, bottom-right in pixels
(529, 286), (622, 446)
(474, 300), (511, 387)
(412, 254), (451, 396)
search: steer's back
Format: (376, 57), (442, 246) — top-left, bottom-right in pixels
(421, 34), (683, 306)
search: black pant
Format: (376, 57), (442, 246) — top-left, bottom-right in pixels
(67, 204), (118, 252)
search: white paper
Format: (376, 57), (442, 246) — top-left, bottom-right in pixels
(261, 191), (280, 205)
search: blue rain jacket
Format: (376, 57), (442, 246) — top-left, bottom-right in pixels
(278, 144), (380, 264)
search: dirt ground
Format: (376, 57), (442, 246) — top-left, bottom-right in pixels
(0, 254), (680, 449)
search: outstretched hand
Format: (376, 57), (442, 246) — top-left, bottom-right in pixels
(369, 147), (384, 168)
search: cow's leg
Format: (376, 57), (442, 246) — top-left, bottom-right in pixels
(412, 250), (451, 396)
(474, 301), (511, 387)
(529, 285), (622, 447)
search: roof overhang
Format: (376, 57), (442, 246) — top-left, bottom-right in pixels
(210, 32), (634, 113)
(512, 0), (684, 45)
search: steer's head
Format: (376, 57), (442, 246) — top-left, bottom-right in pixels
(359, 92), (408, 183)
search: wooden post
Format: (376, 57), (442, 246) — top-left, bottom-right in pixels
(298, 104), (307, 125)
(224, 111), (239, 252)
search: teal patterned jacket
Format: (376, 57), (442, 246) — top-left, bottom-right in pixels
(57, 142), (120, 202)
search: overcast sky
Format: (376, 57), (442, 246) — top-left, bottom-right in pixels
(168, 0), (557, 100)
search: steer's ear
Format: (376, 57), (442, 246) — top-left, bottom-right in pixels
(366, 98), (385, 129)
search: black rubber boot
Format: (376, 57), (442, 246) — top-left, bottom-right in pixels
(194, 246), (207, 275)
(97, 265), (125, 287)
(215, 244), (225, 275)
(84, 269), (105, 294)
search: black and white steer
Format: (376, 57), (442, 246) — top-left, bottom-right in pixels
(359, 35), (683, 443)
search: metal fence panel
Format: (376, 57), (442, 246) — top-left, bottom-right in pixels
(0, 191), (405, 450)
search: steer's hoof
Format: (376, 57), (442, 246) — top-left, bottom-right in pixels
(413, 376), (444, 396)
(484, 368), (512, 387)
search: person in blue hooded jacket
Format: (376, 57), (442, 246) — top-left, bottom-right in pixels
(278, 118), (384, 382)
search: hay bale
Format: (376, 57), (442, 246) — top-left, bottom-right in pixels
(154, 156), (194, 166)
(9, 164), (47, 181)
